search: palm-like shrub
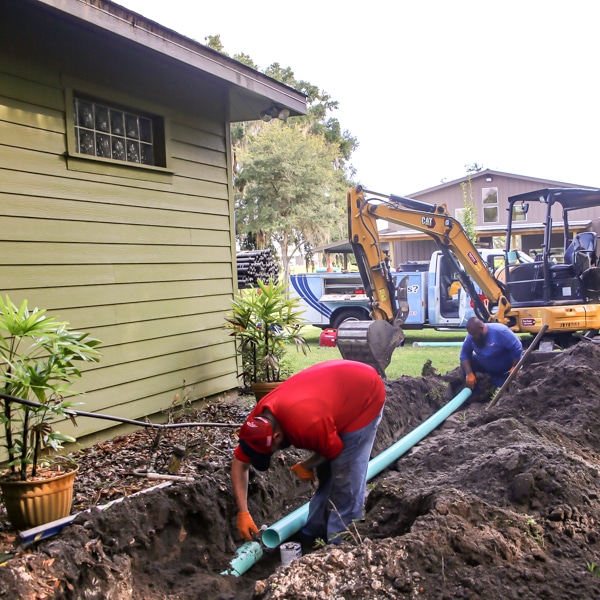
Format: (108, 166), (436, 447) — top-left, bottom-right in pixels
(224, 278), (308, 387)
(0, 296), (102, 480)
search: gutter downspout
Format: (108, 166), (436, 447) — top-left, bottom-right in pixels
(223, 387), (472, 575)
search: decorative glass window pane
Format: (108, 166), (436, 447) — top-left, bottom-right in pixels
(125, 114), (139, 139)
(111, 110), (124, 136)
(112, 137), (126, 161)
(139, 118), (152, 143)
(96, 133), (111, 158)
(78, 130), (95, 155)
(127, 140), (140, 163)
(77, 100), (94, 129)
(95, 106), (110, 132)
(140, 143), (153, 165)
(72, 95), (164, 167)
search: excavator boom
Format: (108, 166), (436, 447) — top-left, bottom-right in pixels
(337, 185), (511, 375)
(338, 184), (600, 375)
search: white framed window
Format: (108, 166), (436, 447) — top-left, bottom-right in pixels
(482, 187), (498, 223)
(512, 204), (528, 222)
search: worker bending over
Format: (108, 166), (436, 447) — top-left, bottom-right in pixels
(231, 359), (385, 545)
(460, 316), (523, 389)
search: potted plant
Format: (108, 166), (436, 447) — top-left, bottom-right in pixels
(0, 295), (101, 529)
(224, 278), (308, 399)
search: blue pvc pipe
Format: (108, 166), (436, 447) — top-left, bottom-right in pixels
(262, 503), (309, 549)
(412, 342), (463, 347)
(261, 386), (472, 550)
(220, 541), (263, 576)
(366, 386), (471, 479)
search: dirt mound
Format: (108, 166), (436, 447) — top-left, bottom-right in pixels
(258, 342), (600, 599)
(3, 343), (600, 598)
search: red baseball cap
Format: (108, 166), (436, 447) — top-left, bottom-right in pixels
(236, 415), (273, 471)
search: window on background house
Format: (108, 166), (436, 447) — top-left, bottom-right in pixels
(482, 187), (499, 223)
(73, 96), (166, 167)
(512, 204), (528, 222)
(455, 207), (466, 225)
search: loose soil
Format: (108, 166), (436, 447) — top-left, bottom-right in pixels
(2, 344), (600, 599)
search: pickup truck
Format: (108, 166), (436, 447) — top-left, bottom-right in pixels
(290, 248), (533, 330)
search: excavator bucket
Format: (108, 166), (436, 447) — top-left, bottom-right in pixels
(337, 320), (405, 378)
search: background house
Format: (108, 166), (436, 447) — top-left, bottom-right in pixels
(0, 0), (306, 445)
(381, 169), (600, 265)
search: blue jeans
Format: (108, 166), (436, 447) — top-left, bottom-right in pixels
(300, 410), (383, 544)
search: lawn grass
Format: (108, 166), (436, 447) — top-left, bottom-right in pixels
(285, 326), (465, 379)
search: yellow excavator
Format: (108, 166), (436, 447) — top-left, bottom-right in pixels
(337, 185), (600, 376)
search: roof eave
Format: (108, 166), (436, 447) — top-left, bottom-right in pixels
(33, 0), (307, 121)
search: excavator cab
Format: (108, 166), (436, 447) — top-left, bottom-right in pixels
(504, 188), (600, 307)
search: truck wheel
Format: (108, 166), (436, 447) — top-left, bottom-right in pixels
(331, 309), (369, 330)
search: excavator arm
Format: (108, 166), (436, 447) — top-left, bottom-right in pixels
(337, 185), (513, 376)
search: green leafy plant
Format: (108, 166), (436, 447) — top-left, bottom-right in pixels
(224, 278), (309, 386)
(523, 514), (544, 546)
(460, 163), (480, 244)
(587, 561), (600, 578)
(0, 296), (102, 480)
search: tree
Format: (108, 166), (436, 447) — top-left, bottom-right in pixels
(235, 123), (346, 282)
(263, 63), (357, 166)
(205, 37), (358, 274)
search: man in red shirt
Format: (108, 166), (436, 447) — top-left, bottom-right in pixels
(231, 359), (386, 545)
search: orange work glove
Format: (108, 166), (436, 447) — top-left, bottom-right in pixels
(237, 511), (259, 541)
(290, 462), (315, 481)
(465, 372), (477, 390)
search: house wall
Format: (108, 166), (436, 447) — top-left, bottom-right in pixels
(405, 173), (600, 226)
(387, 172), (600, 262)
(0, 5), (239, 443)
(392, 240), (438, 267)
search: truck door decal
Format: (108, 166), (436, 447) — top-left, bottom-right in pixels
(290, 275), (332, 317)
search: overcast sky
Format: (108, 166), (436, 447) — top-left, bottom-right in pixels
(115, 0), (599, 195)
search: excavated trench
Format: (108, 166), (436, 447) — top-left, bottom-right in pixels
(4, 344), (600, 599)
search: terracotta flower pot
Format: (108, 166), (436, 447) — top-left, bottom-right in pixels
(0, 466), (78, 530)
(251, 381), (282, 401)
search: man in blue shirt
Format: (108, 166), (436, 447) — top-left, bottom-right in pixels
(460, 317), (523, 389)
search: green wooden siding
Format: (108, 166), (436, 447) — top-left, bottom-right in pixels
(0, 56), (240, 444)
